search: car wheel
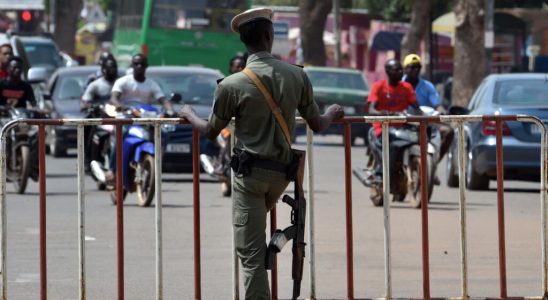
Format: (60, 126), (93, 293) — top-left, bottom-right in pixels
(465, 147), (489, 190)
(49, 130), (66, 157)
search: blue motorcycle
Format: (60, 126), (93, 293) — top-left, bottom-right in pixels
(109, 103), (160, 207)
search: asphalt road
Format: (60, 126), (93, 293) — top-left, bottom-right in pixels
(1, 135), (544, 299)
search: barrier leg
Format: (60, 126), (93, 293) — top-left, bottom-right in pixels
(457, 122), (469, 299)
(154, 125), (163, 300)
(116, 124), (124, 300)
(419, 122), (430, 299)
(382, 122), (392, 298)
(496, 120), (508, 299)
(343, 122), (354, 300)
(192, 129), (202, 300)
(39, 125), (47, 300)
(77, 125), (86, 300)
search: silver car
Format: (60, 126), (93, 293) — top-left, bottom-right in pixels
(446, 73), (548, 190)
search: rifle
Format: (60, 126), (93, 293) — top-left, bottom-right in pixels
(265, 149), (306, 300)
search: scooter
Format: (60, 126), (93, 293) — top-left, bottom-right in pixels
(200, 127), (232, 197)
(353, 106), (440, 208)
(92, 103), (159, 207)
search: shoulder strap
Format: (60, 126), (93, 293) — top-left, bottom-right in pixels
(242, 67), (292, 146)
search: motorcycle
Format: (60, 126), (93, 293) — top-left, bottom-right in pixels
(200, 127), (232, 197)
(86, 103), (115, 190)
(353, 106), (441, 208)
(0, 106), (41, 194)
(98, 103), (160, 207)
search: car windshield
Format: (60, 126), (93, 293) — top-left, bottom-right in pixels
(306, 70), (369, 90)
(23, 42), (63, 70)
(149, 72), (218, 105)
(494, 80), (548, 106)
(53, 73), (88, 100)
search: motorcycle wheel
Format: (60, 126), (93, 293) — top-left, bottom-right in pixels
(446, 149), (459, 188)
(110, 189), (127, 205)
(136, 154), (155, 207)
(221, 181), (231, 197)
(408, 155), (434, 209)
(369, 185), (383, 207)
(11, 144), (30, 194)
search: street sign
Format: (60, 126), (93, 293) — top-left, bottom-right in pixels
(0, 0), (43, 10)
(273, 21), (289, 39)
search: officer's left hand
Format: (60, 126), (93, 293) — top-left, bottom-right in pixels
(179, 104), (197, 119)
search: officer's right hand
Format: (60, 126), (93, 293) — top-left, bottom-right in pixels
(325, 104), (344, 119)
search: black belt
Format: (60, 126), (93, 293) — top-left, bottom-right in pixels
(252, 158), (289, 173)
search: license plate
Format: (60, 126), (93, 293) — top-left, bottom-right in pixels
(531, 125), (542, 135)
(166, 143), (190, 153)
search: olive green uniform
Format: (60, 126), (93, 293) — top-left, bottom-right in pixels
(208, 51), (320, 299)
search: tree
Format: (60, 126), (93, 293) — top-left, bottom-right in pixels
(452, 0), (485, 107)
(400, 0), (431, 57)
(53, 0), (83, 54)
(299, 0), (332, 65)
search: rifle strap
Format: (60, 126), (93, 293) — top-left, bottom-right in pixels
(242, 68), (292, 147)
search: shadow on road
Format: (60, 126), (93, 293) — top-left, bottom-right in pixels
(489, 187), (540, 193)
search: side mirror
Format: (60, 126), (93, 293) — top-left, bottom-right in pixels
(27, 67), (49, 84)
(448, 105), (469, 115)
(170, 92), (182, 103)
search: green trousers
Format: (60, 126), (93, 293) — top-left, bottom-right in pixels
(233, 167), (289, 300)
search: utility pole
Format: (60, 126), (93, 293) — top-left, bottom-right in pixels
(485, 0), (494, 74)
(333, 0), (341, 67)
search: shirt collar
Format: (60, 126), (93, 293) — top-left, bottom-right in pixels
(246, 51), (273, 64)
(402, 75), (424, 88)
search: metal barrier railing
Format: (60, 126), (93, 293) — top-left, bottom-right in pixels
(326, 115), (547, 300)
(0, 115), (546, 300)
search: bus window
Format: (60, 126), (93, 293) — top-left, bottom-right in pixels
(151, 0), (247, 31)
(118, 0), (145, 28)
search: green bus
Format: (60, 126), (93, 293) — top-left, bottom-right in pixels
(112, 0), (251, 74)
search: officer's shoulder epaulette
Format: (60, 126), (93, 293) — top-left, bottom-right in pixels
(216, 78), (225, 85)
(292, 64), (304, 69)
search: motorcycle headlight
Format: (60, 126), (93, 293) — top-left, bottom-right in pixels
(128, 127), (150, 140)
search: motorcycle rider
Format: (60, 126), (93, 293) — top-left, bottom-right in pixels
(84, 51), (115, 88)
(367, 59), (420, 194)
(100, 53), (174, 185)
(0, 56), (37, 108)
(402, 54), (454, 180)
(81, 57), (119, 172)
(0, 44), (13, 80)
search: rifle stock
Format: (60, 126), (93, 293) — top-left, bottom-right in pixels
(265, 149), (307, 300)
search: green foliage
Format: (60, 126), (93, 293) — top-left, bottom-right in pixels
(361, 0), (411, 21)
(495, 0), (545, 8)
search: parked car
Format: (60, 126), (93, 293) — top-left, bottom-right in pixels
(302, 66), (370, 145)
(43, 66), (125, 157)
(147, 66), (223, 173)
(19, 35), (66, 78)
(445, 73), (548, 190)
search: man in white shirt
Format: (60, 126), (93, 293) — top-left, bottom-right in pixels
(110, 53), (172, 111)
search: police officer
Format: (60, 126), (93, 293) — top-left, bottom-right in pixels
(179, 7), (344, 299)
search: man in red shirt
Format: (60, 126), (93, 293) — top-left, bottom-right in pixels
(0, 44), (14, 80)
(367, 59), (420, 183)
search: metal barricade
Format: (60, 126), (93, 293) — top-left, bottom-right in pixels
(268, 115), (545, 300)
(1, 115), (547, 300)
(0, 117), (203, 300)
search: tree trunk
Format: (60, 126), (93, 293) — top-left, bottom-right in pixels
(400, 0), (431, 58)
(299, 0), (332, 66)
(54, 0), (83, 55)
(452, 0), (485, 107)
